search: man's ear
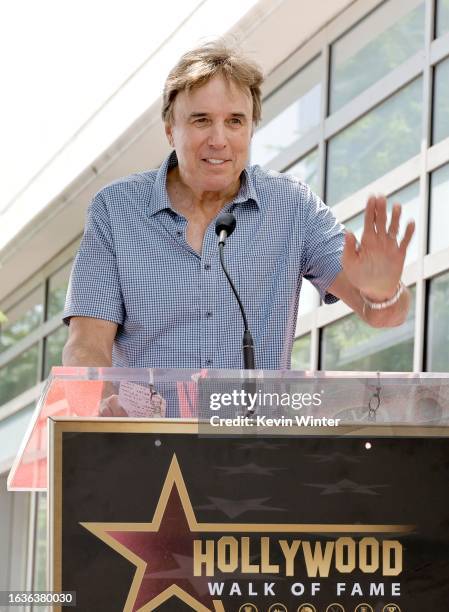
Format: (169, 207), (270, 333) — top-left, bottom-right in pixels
(165, 121), (174, 148)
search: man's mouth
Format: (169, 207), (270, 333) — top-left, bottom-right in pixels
(203, 158), (228, 165)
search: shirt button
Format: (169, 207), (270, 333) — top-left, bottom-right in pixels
(204, 263), (211, 270)
(176, 230), (182, 237)
(206, 359), (212, 366)
(206, 311), (213, 318)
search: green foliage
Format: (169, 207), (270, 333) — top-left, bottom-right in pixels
(322, 288), (416, 372)
(433, 57), (449, 144)
(427, 273), (449, 371)
(0, 305), (43, 353)
(0, 345), (39, 405)
(291, 334), (311, 370)
(331, 3), (425, 112)
(327, 78), (422, 205)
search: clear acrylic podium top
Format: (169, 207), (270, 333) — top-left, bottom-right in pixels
(7, 367), (449, 491)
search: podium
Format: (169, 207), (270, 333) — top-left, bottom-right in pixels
(8, 368), (449, 611)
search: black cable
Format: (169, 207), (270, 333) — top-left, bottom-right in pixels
(218, 243), (249, 331)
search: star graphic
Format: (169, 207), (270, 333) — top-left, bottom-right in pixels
(195, 496), (287, 519)
(304, 452), (362, 464)
(81, 456), (223, 612)
(304, 479), (390, 496)
(81, 455), (411, 612)
(215, 463), (286, 476)
(234, 441), (287, 451)
(144, 553), (211, 596)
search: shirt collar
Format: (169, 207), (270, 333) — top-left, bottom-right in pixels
(147, 150), (259, 217)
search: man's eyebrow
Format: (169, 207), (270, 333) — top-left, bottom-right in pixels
(188, 111), (249, 118)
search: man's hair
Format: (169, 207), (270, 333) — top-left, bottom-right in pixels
(162, 39), (264, 126)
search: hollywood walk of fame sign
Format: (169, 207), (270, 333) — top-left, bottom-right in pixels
(49, 419), (449, 611)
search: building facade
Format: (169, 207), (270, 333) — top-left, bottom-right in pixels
(1, 0), (448, 593)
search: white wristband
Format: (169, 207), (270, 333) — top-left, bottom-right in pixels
(361, 282), (405, 310)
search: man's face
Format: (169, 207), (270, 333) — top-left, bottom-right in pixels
(165, 75), (253, 195)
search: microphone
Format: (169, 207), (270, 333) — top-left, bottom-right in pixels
(215, 213), (255, 372)
(215, 212), (236, 245)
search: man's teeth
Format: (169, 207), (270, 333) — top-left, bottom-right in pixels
(206, 159), (225, 164)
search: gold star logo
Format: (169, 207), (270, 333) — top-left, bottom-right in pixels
(81, 455), (222, 611)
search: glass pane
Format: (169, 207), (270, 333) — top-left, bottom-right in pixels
(291, 334), (311, 370)
(326, 78), (422, 206)
(44, 326), (68, 378)
(427, 272), (449, 371)
(0, 403), (35, 466)
(33, 492), (47, 590)
(0, 345), (39, 406)
(251, 57), (321, 167)
(432, 57), (449, 145)
(285, 149), (319, 194)
(344, 182), (420, 265)
(47, 261), (72, 320)
(436, 0), (449, 37)
(0, 287), (43, 353)
(321, 287), (415, 371)
(429, 162), (449, 253)
(298, 277), (319, 315)
(330, 0), (425, 112)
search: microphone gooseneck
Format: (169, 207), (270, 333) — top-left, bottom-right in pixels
(215, 213), (255, 371)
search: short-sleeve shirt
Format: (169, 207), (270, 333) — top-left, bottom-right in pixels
(63, 151), (344, 369)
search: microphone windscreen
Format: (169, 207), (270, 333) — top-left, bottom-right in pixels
(215, 212), (236, 237)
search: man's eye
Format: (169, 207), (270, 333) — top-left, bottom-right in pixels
(195, 117), (208, 124)
(230, 118), (242, 125)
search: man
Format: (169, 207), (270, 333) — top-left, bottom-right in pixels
(63, 40), (414, 378)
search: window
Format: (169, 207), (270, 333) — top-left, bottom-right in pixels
(33, 492), (47, 590)
(47, 261), (72, 320)
(44, 326), (68, 378)
(0, 403), (35, 466)
(344, 181), (420, 265)
(330, 0), (425, 113)
(291, 334), (311, 370)
(432, 57), (449, 145)
(326, 78), (422, 206)
(251, 57), (321, 168)
(429, 162), (449, 253)
(0, 345), (39, 405)
(284, 149), (319, 195)
(321, 287), (415, 371)
(427, 272), (449, 371)
(436, 0), (449, 38)
(0, 287), (43, 353)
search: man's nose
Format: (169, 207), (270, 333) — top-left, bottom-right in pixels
(207, 122), (227, 148)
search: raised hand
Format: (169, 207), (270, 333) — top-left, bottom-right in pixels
(342, 195), (415, 301)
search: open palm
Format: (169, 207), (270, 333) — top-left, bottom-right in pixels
(342, 195), (415, 300)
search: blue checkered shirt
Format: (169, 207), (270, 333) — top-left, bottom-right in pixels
(63, 151), (344, 369)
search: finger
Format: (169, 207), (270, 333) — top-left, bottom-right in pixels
(374, 195), (388, 236)
(109, 395), (127, 417)
(387, 203), (401, 239)
(399, 220), (415, 254)
(363, 196), (376, 238)
(99, 400), (112, 417)
(342, 232), (359, 266)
